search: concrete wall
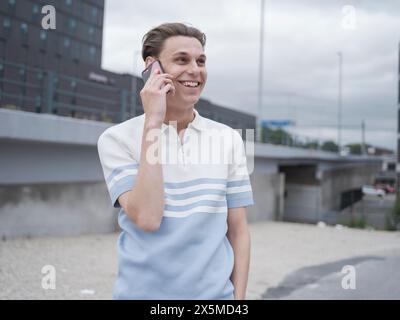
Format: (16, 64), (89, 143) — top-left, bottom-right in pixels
(320, 162), (382, 212)
(0, 140), (104, 184)
(283, 183), (321, 223)
(247, 172), (284, 222)
(282, 162), (383, 224)
(0, 182), (118, 238)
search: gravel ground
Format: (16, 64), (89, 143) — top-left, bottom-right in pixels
(1, 221), (400, 300)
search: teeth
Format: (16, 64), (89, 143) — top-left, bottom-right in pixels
(181, 81), (199, 87)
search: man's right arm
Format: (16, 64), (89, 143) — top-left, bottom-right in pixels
(117, 65), (175, 232)
(118, 119), (164, 232)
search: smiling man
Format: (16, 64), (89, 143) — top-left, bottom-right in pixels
(97, 23), (254, 300)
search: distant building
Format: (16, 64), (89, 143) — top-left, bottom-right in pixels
(0, 0), (256, 129)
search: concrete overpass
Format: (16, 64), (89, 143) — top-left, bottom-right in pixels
(0, 109), (383, 237)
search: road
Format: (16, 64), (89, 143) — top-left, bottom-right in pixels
(1, 221), (400, 299)
(263, 250), (400, 299)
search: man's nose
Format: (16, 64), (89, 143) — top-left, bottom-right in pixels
(187, 60), (200, 75)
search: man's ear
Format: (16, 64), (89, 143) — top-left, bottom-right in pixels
(145, 56), (155, 68)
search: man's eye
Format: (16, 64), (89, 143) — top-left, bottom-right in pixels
(198, 60), (206, 65)
(177, 57), (187, 62)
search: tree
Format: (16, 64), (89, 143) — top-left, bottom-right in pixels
(321, 140), (339, 152)
(304, 140), (320, 150)
(262, 128), (293, 145)
(345, 143), (372, 155)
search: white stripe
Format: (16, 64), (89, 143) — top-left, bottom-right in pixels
(165, 194), (225, 206)
(227, 185), (252, 193)
(164, 205), (227, 218)
(164, 183), (226, 194)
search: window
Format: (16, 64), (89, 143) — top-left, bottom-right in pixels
(7, 0), (16, 14)
(89, 46), (96, 56)
(91, 7), (98, 17)
(36, 71), (44, 80)
(88, 27), (94, 36)
(2, 17), (11, 38)
(64, 37), (70, 47)
(3, 17), (11, 28)
(72, 41), (80, 60)
(32, 4), (39, 14)
(31, 4), (40, 23)
(20, 22), (28, 45)
(40, 30), (47, 40)
(20, 22), (28, 33)
(69, 19), (76, 29)
(65, 0), (72, 6)
(19, 67), (26, 82)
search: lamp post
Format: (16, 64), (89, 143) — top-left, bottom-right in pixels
(257, 0), (265, 142)
(337, 51), (343, 154)
(397, 43), (400, 193)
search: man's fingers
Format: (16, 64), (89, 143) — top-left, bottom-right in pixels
(153, 77), (174, 91)
(147, 72), (175, 87)
(162, 83), (173, 95)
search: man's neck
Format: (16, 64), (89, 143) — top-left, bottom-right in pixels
(164, 107), (195, 133)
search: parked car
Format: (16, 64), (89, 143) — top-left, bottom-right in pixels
(374, 183), (395, 194)
(362, 185), (386, 197)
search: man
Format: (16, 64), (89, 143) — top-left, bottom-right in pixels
(97, 23), (254, 300)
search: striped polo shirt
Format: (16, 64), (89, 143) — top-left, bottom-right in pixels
(97, 108), (254, 300)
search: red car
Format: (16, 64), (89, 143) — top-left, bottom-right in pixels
(374, 183), (395, 194)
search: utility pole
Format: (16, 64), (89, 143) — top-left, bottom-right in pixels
(257, 0), (265, 142)
(337, 51), (343, 154)
(361, 119), (366, 155)
(397, 43), (400, 193)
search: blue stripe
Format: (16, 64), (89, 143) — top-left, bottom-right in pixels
(164, 200), (227, 212)
(163, 211), (228, 217)
(226, 191), (253, 200)
(227, 196), (254, 209)
(227, 180), (250, 188)
(164, 189), (225, 200)
(106, 163), (139, 184)
(110, 175), (136, 208)
(164, 178), (227, 189)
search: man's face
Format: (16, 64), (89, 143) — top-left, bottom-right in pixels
(157, 36), (207, 106)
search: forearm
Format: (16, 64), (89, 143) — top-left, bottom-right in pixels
(227, 226), (251, 300)
(126, 119), (165, 228)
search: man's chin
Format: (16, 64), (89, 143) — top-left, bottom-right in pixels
(171, 94), (200, 105)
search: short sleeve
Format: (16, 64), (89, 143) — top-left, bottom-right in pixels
(226, 130), (254, 209)
(97, 129), (138, 208)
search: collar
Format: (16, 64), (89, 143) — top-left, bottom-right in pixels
(161, 108), (205, 133)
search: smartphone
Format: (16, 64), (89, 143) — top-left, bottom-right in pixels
(141, 60), (171, 94)
(141, 60), (165, 84)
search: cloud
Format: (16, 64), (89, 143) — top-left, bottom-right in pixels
(102, 0), (400, 151)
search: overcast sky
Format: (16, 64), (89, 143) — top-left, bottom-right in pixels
(102, 0), (400, 151)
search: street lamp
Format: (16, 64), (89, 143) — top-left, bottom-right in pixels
(337, 51), (343, 154)
(257, 0), (265, 142)
(397, 42), (400, 193)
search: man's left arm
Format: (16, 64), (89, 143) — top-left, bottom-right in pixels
(227, 206), (251, 300)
